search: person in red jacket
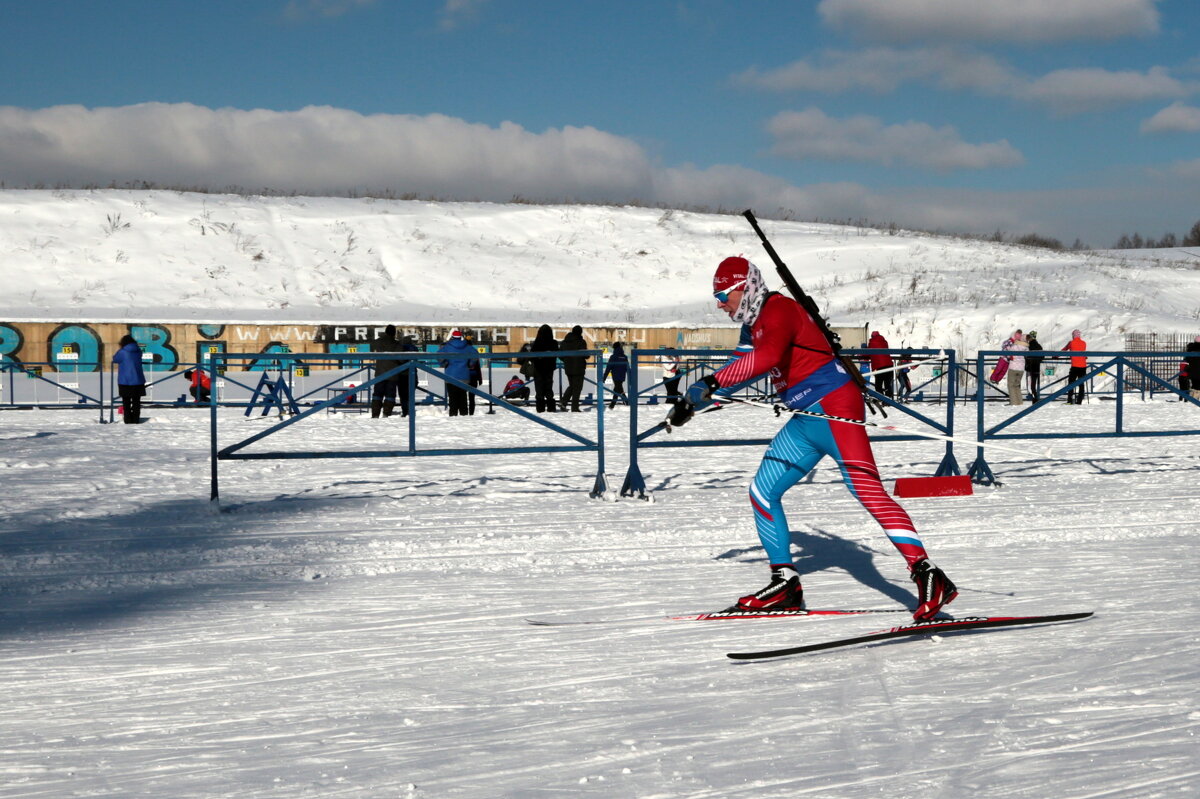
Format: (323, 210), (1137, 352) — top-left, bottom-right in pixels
(866, 330), (895, 399)
(668, 256), (956, 621)
(183, 367), (211, 403)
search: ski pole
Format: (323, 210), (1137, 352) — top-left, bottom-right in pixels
(722, 396), (1053, 458)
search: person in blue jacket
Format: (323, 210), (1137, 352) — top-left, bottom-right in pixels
(112, 334), (147, 423)
(438, 329), (479, 417)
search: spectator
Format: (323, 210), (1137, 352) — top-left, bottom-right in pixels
(866, 331), (895, 399)
(517, 342), (537, 386)
(559, 325), (588, 412)
(1002, 329), (1028, 406)
(1177, 360), (1190, 402)
(1186, 335), (1200, 400)
(603, 342), (630, 408)
(897, 348), (914, 401)
(112, 334), (147, 424)
(659, 348), (682, 404)
(370, 324), (402, 418)
(438, 329), (478, 417)
(397, 335), (419, 417)
(466, 335), (483, 415)
(502, 374), (530, 404)
(183, 367), (211, 403)
(530, 324), (559, 413)
(1025, 330), (1044, 402)
(1063, 329), (1088, 404)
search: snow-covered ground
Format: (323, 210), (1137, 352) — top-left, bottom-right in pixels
(2, 400), (1197, 798)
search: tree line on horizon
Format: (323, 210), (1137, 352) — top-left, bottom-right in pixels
(1111, 219), (1200, 250)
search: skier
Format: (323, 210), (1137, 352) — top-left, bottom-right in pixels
(668, 256), (957, 621)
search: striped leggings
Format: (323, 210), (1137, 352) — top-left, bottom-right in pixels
(747, 382), (927, 567)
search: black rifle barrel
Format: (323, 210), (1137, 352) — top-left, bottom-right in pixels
(742, 209), (837, 351)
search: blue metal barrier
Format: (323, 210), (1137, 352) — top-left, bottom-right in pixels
(967, 350), (1200, 485)
(1, 361), (105, 421)
(208, 350), (609, 503)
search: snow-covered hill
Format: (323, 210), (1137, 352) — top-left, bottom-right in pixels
(3, 189), (1198, 350)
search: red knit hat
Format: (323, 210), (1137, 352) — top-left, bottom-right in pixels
(713, 256), (750, 293)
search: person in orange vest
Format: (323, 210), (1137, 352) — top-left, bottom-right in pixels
(1062, 329), (1088, 404)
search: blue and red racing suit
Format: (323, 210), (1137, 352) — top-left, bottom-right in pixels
(711, 293), (928, 568)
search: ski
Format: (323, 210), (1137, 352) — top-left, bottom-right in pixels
(727, 611), (1094, 660)
(525, 607), (906, 626)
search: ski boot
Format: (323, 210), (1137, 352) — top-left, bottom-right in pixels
(911, 558), (958, 621)
(731, 564), (804, 611)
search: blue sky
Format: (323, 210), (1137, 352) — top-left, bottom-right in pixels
(2, 0), (1198, 245)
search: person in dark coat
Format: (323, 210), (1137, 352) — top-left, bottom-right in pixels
(112, 334), (147, 423)
(393, 336), (419, 417)
(438, 329), (479, 417)
(517, 342), (537, 384)
(897, 348), (914, 401)
(466, 348), (483, 415)
(1025, 330), (1044, 402)
(370, 324), (402, 418)
(1184, 335), (1200, 400)
(529, 324), (559, 413)
(603, 342), (630, 408)
(559, 325), (588, 412)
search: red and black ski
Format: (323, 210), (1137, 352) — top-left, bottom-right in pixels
(525, 607), (905, 626)
(727, 612), (1094, 660)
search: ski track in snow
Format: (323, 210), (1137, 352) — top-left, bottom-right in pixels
(0, 402), (1198, 798)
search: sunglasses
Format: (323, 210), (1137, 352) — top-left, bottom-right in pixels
(713, 279), (747, 304)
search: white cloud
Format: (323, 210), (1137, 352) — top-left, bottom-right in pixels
(765, 108), (1024, 171)
(736, 49), (1191, 115)
(283, 0), (377, 21)
(0, 103), (655, 202)
(818, 0), (1160, 44)
(1020, 66), (1189, 113)
(734, 47), (1019, 95)
(1141, 102), (1200, 133)
(1161, 158), (1200, 179)
(439, 0), (491, 31)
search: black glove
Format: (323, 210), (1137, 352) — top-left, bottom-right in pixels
(667, 375), (719, 427)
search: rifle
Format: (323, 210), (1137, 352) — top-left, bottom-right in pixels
(742, 209), (875, 401)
